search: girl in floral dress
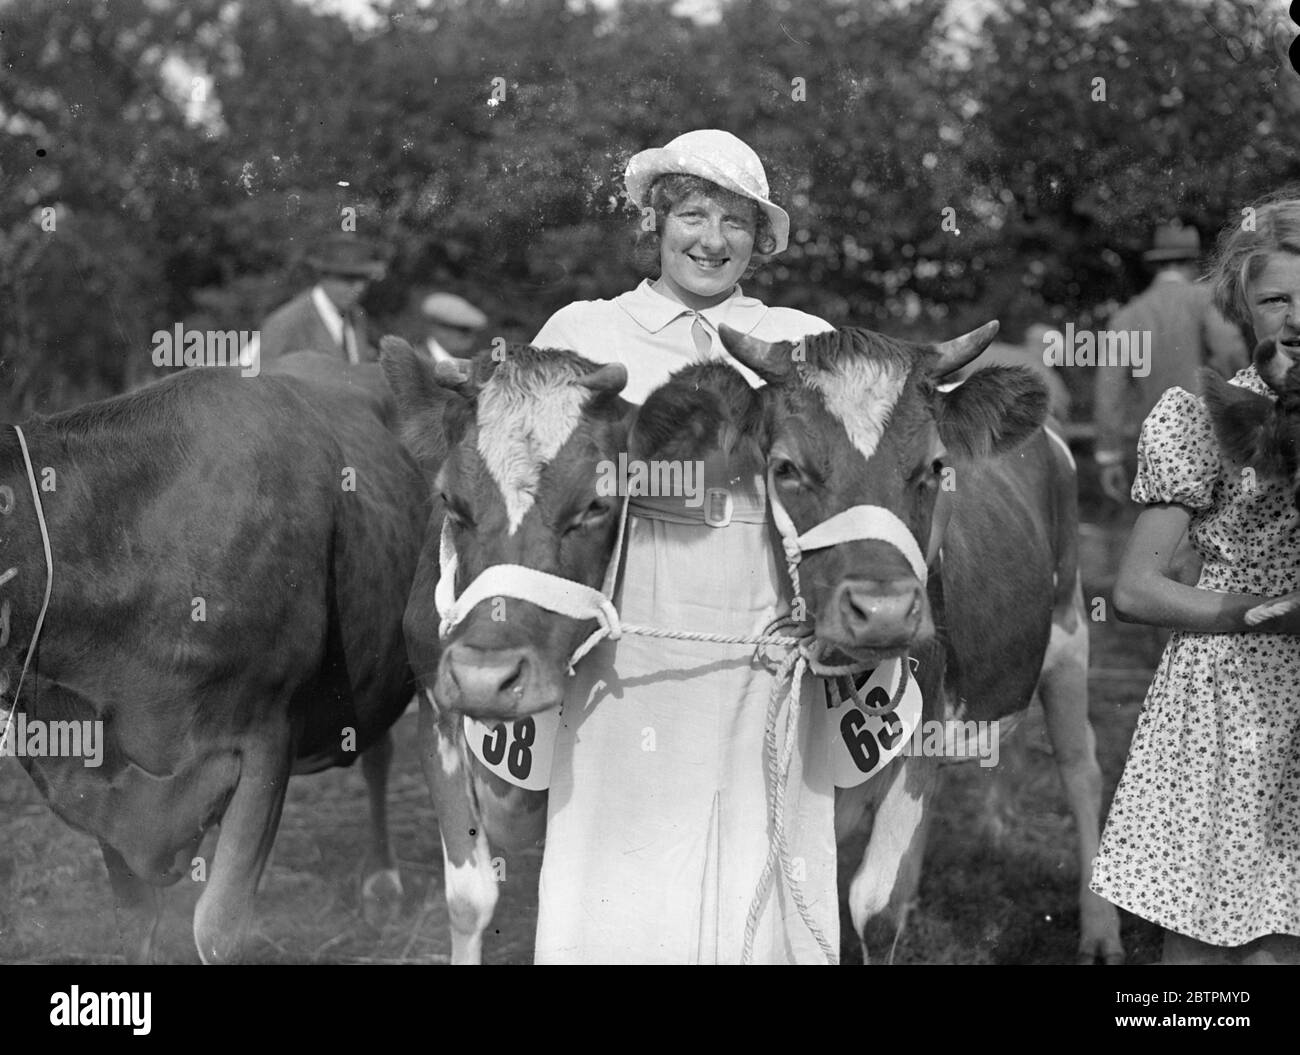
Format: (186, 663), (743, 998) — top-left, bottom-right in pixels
(1091, 195), (1300, 964)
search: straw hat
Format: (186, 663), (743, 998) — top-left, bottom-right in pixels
(624, 129), (791, 254)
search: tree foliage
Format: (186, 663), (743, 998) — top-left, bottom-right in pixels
(2, 0), (1298, 417)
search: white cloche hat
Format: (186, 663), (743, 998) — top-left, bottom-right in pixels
(624, 129), (791, 254)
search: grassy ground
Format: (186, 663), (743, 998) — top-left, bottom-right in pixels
(0, 511), (1165, 965)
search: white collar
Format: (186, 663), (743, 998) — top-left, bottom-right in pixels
(615, 279), (768, 335)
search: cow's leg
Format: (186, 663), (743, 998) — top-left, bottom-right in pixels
(1038, 582), (1124, 965)
(99, 841), (164, 964)
(847, 755), (941, 964)
(419, 690), (497, 965)
(359, 727), (404, 926)
(192, 730), (292, 964)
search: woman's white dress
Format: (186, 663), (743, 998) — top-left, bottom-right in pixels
(529, 280), (840, 963)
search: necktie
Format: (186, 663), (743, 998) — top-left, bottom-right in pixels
(691, 314), (713, 360)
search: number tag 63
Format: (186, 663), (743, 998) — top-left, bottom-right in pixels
(464, 708), (561, 791)
(828, 658), (923, 788)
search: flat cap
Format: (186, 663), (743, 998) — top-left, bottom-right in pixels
(421, 292), (487, 329)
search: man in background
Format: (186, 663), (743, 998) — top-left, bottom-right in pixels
(1094, 222), (1248, 502)
(419, 291), (488, 363)
(254, 234), (387, 367)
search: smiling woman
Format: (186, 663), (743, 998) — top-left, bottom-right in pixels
(529, 129), (838, 964)
(632, 173), (781, 303)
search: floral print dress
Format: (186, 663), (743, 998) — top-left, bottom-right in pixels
(1090, 368), (1300, 945)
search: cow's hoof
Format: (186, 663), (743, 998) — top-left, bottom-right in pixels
(361, 867), (404, 927)
(1076, 940), (1126, 965)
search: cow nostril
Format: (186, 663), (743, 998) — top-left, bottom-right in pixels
(841, 587), (878, 628)
(838, 580), (922, 637)
(498, 656), (526, 697)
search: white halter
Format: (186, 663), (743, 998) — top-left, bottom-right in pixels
(433, 499), (631, 674)
(764, 465), (928, 585)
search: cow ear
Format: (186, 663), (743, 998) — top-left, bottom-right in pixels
(934, 364), (1048, 458)
(577, 362), (628, 395)
(1201, 367), (1283, 473)
(379, 336), (474, 463)
(718, 325), (797, 383)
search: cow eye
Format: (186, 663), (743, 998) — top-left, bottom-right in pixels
(771, 458), (805, 489)
(566, 498), (615, 534)
(907, 459), (944, 489)
(441, 493), (473, 528)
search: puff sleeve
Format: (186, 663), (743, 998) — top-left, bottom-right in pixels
(1130, 386), (1221, 510)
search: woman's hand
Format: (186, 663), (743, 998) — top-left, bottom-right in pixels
(1113, 502), (1290, 634)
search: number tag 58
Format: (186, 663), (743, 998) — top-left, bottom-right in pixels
(464, 708), (561, 791)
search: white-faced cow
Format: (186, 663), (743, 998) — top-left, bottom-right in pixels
(0, 352), (424, 962)
(706, 321), (1123, 964)
(380, 337), (634, 964)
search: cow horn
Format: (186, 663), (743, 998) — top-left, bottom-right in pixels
(719, 324), (796, 382)
(930, 320), (1000, 378)
(577, 362), (628, 394)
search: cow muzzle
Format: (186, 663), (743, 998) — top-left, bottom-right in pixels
(431, 517), (622, 720)
(437, 640), (561, 721)
(767, 468), (930, 659)
(827, 574), (926, 651)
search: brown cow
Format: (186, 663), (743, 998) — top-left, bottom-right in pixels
(709, 321), (1122, 963)
(0, 351), (424, 962)
(380, 337), (634, 963)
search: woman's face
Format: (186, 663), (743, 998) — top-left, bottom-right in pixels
(1247, 251), (1300, 346)
(657, 190), (757, 307)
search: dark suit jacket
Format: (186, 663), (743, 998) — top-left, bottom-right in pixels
(258, 289), (375, 364)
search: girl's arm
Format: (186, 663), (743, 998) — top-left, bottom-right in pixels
(1113, 502), (1300, 634)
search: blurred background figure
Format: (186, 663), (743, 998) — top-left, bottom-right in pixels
(1093, 222), (1248, 503)
(419, 291), (488, 363)
(253, 233), (388, 367)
